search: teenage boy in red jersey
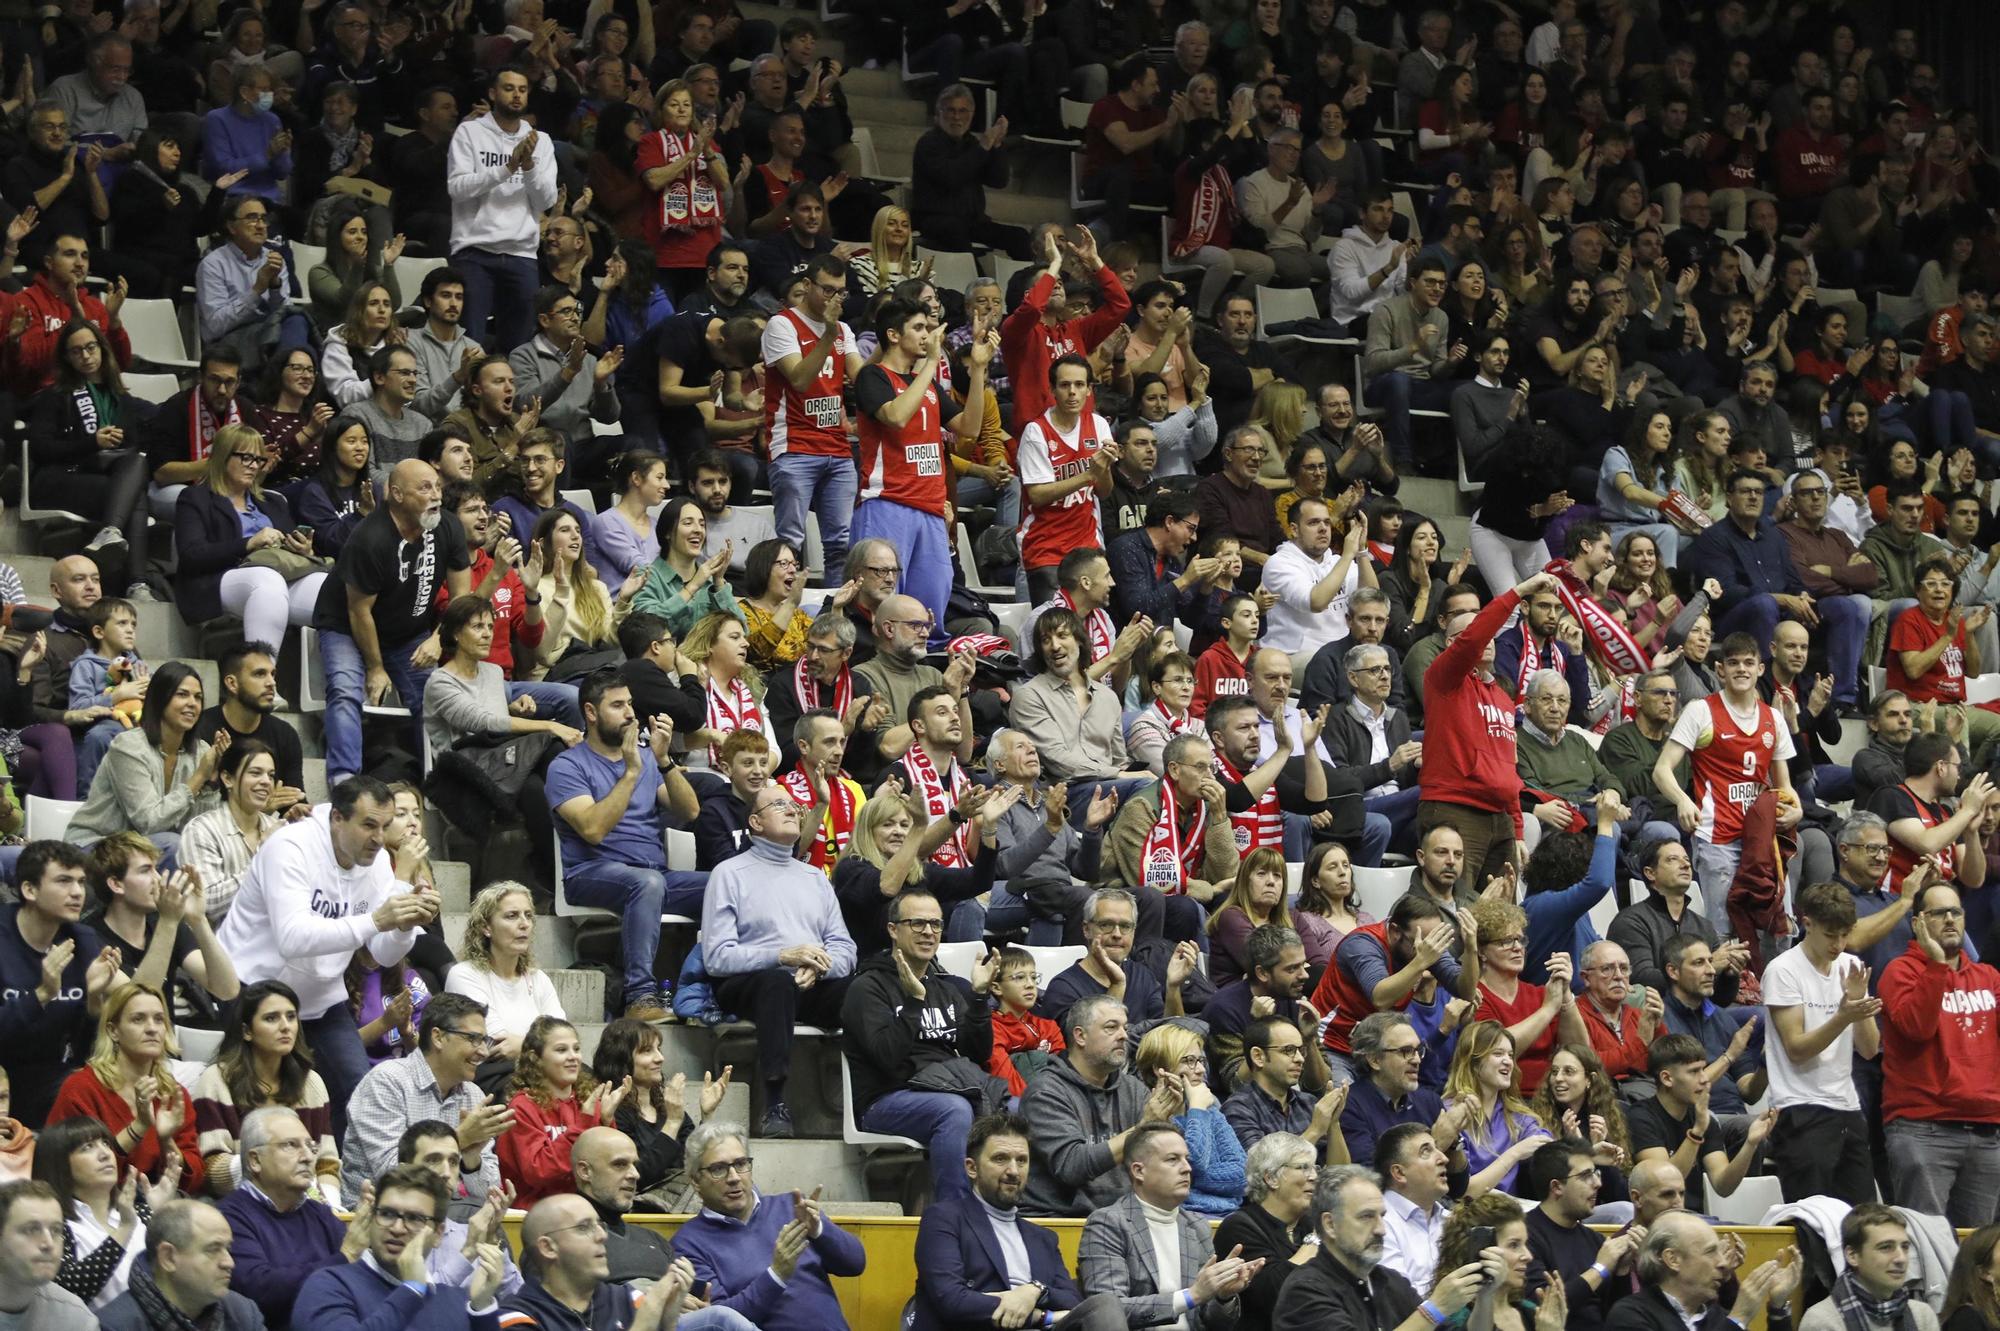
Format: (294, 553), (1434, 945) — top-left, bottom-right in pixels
(1018, 354), (1117, 604)
(853, 298), (995, 644)
(763, 251), (866, 582)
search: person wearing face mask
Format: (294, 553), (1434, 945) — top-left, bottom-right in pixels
(199, 66), (292, 206)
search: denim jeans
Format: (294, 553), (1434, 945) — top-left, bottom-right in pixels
(76, 718), (122, 794)
(562, 857), (706, 999)
(850, 500), (951, 647)
(1694, 839), (1742, 933)
(505, 680), (581, 727)
(860, 1088), (975, 1199)
(771, 452), (856, 582)
(955, 473), (1021, 531)
(320, 630), (431, 783)
(304, 1005), (371, 1142)
(1887, 1119), (2000, 1226)
(451, 247), (540, 353)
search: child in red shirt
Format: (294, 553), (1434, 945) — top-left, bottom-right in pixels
(1192, 591), (1260, 718)
(986, 948), (1066, 1097)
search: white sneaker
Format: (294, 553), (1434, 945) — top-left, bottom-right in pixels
(86, 525), (125, 551)
(125, 582), (160, 603)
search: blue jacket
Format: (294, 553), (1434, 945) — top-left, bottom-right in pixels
(1521, 830), (1616, 984)
(498, 1276), (633, 1331)
(671, 1194), (865, 1331)
(1490, 624), (1591, 726)
(912, 1193), (1084, 1331)
(295, 1257), (500, 1331)
(1682, 515), (1804, 611)
(215, 1186), (348, 1328)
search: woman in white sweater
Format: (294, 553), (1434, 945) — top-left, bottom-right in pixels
(446, 882), (564, 1071)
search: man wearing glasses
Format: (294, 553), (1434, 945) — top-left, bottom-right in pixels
(1878, 879), (2000, 1224)
(194, 194), (312, 375)
(1522, 1139), (1646, 1331)
(1106, 489), (1229, 633)
(1194, 426), (1284, 588)
(1778, 467), (1880, 714)
(218, 1107), (372, 1327)
(348, 345), (437, 472)
(293, 1164), (507, 1331)
(1360, 252), (1462, 465)
(338, 992), (511, 1210)
(507, 285), (624, 479)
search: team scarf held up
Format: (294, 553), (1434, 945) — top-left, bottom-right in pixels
(779, 762), (857, 869)
(1542, 558), (1649, 675)
(655, 128), (727, 232)
(903, 742), (971, 867)
(1214, 750), (1282, 851)
(1138, 780), (1207, 892)
(705, 674), (763, 767)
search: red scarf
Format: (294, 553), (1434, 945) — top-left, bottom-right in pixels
(792, 657), (853, 720)
(1056, 590), (1115, 664)
(1137, 783), (1206, 893)
(1173, 158), (1237, 257)
(191, 392), (241, 463)
(779, 763), (858, 871)
(654, 128), (726, 232)
(1545, 558), (1649, 674)
(1154, 700), (1202, 739)
(902, 743), (971, 867)
(1214, 750), (1282, 852)
(705, 675), (762, 766)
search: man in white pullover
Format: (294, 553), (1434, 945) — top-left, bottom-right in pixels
(1326, 185), (1421, 333)
(445, 63), (557, 354)
(217, 775), (439, 1137)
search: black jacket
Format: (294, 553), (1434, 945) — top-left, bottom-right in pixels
(1272, 1245), (1420, 1331)
(25, 384), (146, 471)
(1606, 1286), (1786, 1331)
(173, 482), (302, 623)
(838, 950), (995, 1116)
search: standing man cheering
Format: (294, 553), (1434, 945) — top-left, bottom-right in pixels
(446, 64), (557, 351)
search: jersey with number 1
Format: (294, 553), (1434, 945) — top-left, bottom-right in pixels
(855, 363), (950, 517)
(1667, 693), (1795, 845)
(1016, 410), (1111, 570)
(761, 307), (854, 459)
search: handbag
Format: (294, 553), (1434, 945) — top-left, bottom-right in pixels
(244, 546), (331, 582)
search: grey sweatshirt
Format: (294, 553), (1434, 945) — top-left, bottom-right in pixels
(1021, 1053), (1149, 1217)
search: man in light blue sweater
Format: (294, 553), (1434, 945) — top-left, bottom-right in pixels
(698, 786), (857, 1138)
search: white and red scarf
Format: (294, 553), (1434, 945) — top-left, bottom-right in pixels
(1056, 590), (1115, 664)
(1174, 159), (1237, 258)
(1138, 782), (1206, 893)
(1153, 700), (1202, 740)
(779, 762), (858, 871)
(705, 674), (763, 766)
(1544, 558), (1650, 675)
(903, 743), (971, 867)
(1214, 750), (1282, 852)
(792, 657), (854, 721)
(655, 129), (726, 232)
(190, 392), (241, 463)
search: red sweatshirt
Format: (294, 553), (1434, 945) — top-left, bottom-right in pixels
(1000, 266), (1131, 446)
(1192, 638), (1253, 718)
(436, 549), (544, 677)
(498, 1091), (604, 1206)
(1771, 125), (1846, 200)
(1878, 940), (2000, 1124)
(987, 1009), (1066, 1096)
(48, 1066), (204, 1193)
(1419, 587), (1523, 822)
(2, 275), (133, 397)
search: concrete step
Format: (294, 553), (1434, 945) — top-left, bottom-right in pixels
(435, 859), (472, 912)
(846, 92), (929, 130)
(549, 966), (605, 1020)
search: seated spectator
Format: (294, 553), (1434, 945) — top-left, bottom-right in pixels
(1097, 732), (1240, 947)
(692, 729), (774, 870)
(67, 666), (222, 859)
(1438, 1020), (1553, 1195)
(1021, 993), (1183, 1217)
(95, 1197), (264, 1331)
(344, 935), (430, 1067)
(1608, 839), (1748, 1003)
(584, 451), (667, 598)
(614, 613), (705, 740)
(1886, 561), (2000, 767)
(292, 1162), (508, 1331)
(200, 65), (289, 201)
(524, 506), (625, 684)
(34, 1115), (181, 1310)
(1797, 1206), (1937, 1331)
(344, 350), (435, 475)
(188, 644), (305, 820)
(548, 671), (701, 1021)
(243, 349), (336, 491)
(1362, 253), (1459, 464)
(1270, 1163), (1488, 1331)
(633, 494), (741, 636)
(109, 130), (230, 303)
(1133, 1025), (1247, 1216)
(835, 786), (1000, 955)
(1310, 891), (1471, 1083)
(1605, 1205), (1800, 1331)
(440, 360), (535, 495)
(1598, 669), (1688, 814)
(497, 1016), (625, 1208)
(1214, 1132), (1321, 1331)
(1077, 1121), (1259, 1320)
(0, 1180), (95, 1331)
(1010, 610), (1150, 804)
(1206, 850), (1295, 988)
(319, 284), (401, 407)
(4, 230), (129, 404)
(25, 321), (152, 600)
(701, 783), (857, 1138)
(292, 419), (377, 560)
(1372, 1121), (1452, 1293)
(445, 884), (566, 1074)
(337, 992), (506, 1209)
(1572, 941), (1659, 1082)
(1221, 1008), (1348, 1163)
(174, 423), (328, 670)
(306, 201), (403, 335)
(1518, 1138), (1637, 1328)
(1196, 429), (1286, 584)
(68, 599), (148, 794)
(191, 980), (339, 1198)
(565, 1126), (672, 1284)
(84, 831), (236, 1009)
(1292, 843), (1370, 977)
(0, 841), (111, 1127)
(737, 539), (814, 674)
(590, 1020), (727, 1201)
(669, 1123), (866, 1331)
(1627, 1033), (1774, 1214)
(214, 1107), (357, 1328)
(1336, 1012), (1445, 1169)
(177, 741), (286, 930)
(194, 196), (310, 376)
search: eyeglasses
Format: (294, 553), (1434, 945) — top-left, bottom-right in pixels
(1490, 935), (1526, 948)
(880, 617), (933, 630)
(1791, 485), (1828, 497)
(1382, 1043), (1424, 1058)
(374, 1206), (438, 1231)
(548, 1217), (608, 1239)
(1566, 1166), (1602, 1182)
(1922, 906), (1966, 920)
(230, 451), (265, 463)
(441, 1027), (493, 1049)
(549, 305), (582, 318)
(865, 563), (903, 577)
(1352, 664), (1392, 675)
(1089, 920), (1136, 934)
(698, 1156), (755, 1181)
(893, 917), (945, 932)
(1854, 843), (1891, 857)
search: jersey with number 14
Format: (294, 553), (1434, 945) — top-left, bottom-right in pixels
(855, 363), (951, 517)
(1017, 410), (1111, 570)
(1668, 694), (1794, 846)
(762, 307), (854, 458)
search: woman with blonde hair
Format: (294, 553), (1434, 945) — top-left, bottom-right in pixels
(1132, 1024), (1247, 1217)
(1206, 847), (1293, 985)
(850, 204), (925, 297)
(499, 1015), (631, 1206)
(447, 882), (566, 1067)
(530, 506), (621, 681)
(834, 784), (1005, 959)
(48, 981), (203, 1192)
(1437, 1020), (1551, 1195)
(682, 610), (775, 767)
(1249, 382), (1311, 491)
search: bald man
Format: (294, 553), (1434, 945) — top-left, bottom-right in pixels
(1628, 1158), (1686, 1228)
(571, 1127), (673, 1284)
(310, 458), (472, 785)
(17, 554), (110, 738)
(855, 592), (977, 771)
(505, 1195), (745, 1331)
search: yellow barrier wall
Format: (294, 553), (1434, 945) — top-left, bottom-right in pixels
(501, 1216), (1812, 1330)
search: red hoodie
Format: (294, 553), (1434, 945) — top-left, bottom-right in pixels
(2, 274), (133, 397)
(1771, 125), (1846, 200)
(1419, 586), (1523, 824)
(1878, 939), (2000, 1125)
(1000, 266), (1131, 451)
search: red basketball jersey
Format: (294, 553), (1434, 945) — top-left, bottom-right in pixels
(762, 307), (852, 459)
(856, 364), (950, 517)
(1685, 695), (1781, 846)
(1016, 409), (1109, 570)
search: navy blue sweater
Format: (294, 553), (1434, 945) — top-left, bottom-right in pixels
(295, 1256), (500, 1331)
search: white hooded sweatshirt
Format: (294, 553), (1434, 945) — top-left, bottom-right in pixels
(445, 111), (559, 259)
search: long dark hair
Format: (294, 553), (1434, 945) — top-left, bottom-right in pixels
(255, 345), (330, 415)
(139, 662), (202, 748)
(1386, 513), (1441, 585)
(215, 979), (317, 1109)
(51, 319), (125, 395)
(591, 1017), (668, 1120)
(594, 102), (648, 173)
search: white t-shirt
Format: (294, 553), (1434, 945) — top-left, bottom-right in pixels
(1260, 542), (1353, 654)
(443, 964), (566, 1041)
(1761, 946), (1864, 1112)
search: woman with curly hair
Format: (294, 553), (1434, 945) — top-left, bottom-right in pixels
(1467, 897), (1586, 1094)
(1432, 1191), (1568, 1331)
(834, 786), (999, 960)
(1438, 1020), (1554, 1195)
(33, 1117), (186, 1309)
(1487, 220), (1549, 311)
(1207, 847), (1294, 985)
(446, 883), (566, 1068)
(47, 982), (203, 1192)
(1530, 1044), (1631, 1174)
(1133, 1025), (1247, 1217)
(591, 1020), (732, 1201)
(190, 979), (339, 1196)
(499, 1016), (633, 1207)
